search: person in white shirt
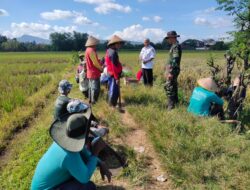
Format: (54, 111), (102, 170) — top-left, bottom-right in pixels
(139, 38), (156, 86)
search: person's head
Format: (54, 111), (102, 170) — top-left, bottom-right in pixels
(85, 36), (100, 49)
(50, 109), (91, 152)
(78, 52), (85, 62)
(58, 79), (73, 96)
(108, 35), (124, 50)
(144, 38), (150, 47)
(164, 31), (180, 44)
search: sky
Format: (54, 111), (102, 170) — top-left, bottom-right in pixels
(0, 0), (234, 43)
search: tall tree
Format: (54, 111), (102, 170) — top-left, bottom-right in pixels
(217, 0), (250, 69)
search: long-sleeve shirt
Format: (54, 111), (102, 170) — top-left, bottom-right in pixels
(54, 95), (71, 120)
(105, 48), (122, 80)
(188, 87), (224, 116)
(31, 142), (98, 190)
(85, 47), (102, 79)
(166, 42), (182, 76)
(139, 45), (156, 69)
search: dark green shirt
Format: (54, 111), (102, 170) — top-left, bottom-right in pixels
(167, 42), (182, 75)
(54, 95), (70, 120)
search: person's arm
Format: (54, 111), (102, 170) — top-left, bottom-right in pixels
(143, 47), (155, 63)
(211, 93), (224, 106)
(89, 51), (103, 71)
(81, 147), (102, 164)
(169, 46), (180, 76)
(139, 48), (143, 61)
(64, 152), (98, 184)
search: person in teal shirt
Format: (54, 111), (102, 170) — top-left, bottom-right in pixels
(31, 110), (111, 190)
(188, 77), (224, 119)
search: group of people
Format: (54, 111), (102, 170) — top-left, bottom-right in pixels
(32, 78), (112, 190)
(75, 30), (183, 110)
(30, 31), (234, 190)
(76, 35), (124, 108)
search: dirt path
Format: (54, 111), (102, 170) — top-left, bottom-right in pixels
(119, 107), (172, 190)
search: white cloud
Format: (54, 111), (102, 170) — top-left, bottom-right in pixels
(153, 16), (163, 23)
(40, 9), (99, 26)
(75, 0), (132, 14)
(0, 9), (9, 16)
(142, 16), (150, 21)
(194, 16), (232, 28)
(41, 10), (76, 20)
(94, 3), (131, 14)
(2, 22), (77, 39)
(73, 16), (99, 26)
(109, 24), (166, 43)
(142, 15), (163, 23)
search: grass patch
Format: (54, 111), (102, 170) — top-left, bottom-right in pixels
(123, 84), (250, 189)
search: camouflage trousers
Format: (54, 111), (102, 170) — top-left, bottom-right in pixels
(164, 75), (179, 103)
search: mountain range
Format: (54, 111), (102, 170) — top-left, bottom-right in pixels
(17, 35), (50, 44)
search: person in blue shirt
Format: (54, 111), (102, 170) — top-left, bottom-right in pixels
(31, 109), (111, 190)
(188, 77), (224, 119)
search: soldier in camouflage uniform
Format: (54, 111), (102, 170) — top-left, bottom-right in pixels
(164, 31), (182, 110)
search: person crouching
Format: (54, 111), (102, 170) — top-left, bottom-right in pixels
(54, 80), (73, 120)
(188, 77), (224, 120)
(31, 109), (109, 190)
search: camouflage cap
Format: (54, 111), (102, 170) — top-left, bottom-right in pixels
(164, 31), (180, 39)
(58, 79), (73, 94)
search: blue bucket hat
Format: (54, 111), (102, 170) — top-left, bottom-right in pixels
(58, 80), (73, 94)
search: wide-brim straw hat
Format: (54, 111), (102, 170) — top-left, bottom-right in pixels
(197, 77), (219, 92)
(50, 108), (91, 152)
(164, 30), (180, 39)
(107, 35), (124, 46)
(85, 36), (100, 47)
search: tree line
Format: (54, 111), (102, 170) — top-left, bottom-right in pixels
(0, 31), (231, 52)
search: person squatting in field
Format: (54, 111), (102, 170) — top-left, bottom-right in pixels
(54, 80), (105, 129)
(77, 52), (89, 98)
(188, 77), (224, 120)
(54, 80), (73, 120)
(105, 35), (124, 108)
(164, 31), (182, 110)
(139, 38), (156, 86)
(31, 108), (112, 190)
(85, 36), (103, 104)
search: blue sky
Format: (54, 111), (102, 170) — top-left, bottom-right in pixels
(0, 0), (234, 42)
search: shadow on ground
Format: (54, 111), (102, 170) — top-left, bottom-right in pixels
(97, 185), (126, 190)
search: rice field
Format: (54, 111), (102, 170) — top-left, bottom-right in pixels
(0, 51), (249, 189)
(0, 52), (71, 152)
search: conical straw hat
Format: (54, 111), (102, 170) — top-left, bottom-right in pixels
(85, 36), (100, 47)
(197, 77), (219, 92)
(107, 35), (124, 46)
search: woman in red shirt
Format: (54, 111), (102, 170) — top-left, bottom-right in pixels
(105, 35), (124, 107)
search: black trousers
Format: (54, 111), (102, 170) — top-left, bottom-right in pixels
(210, 104), (225, 120)
(142, 68), (153, 86)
